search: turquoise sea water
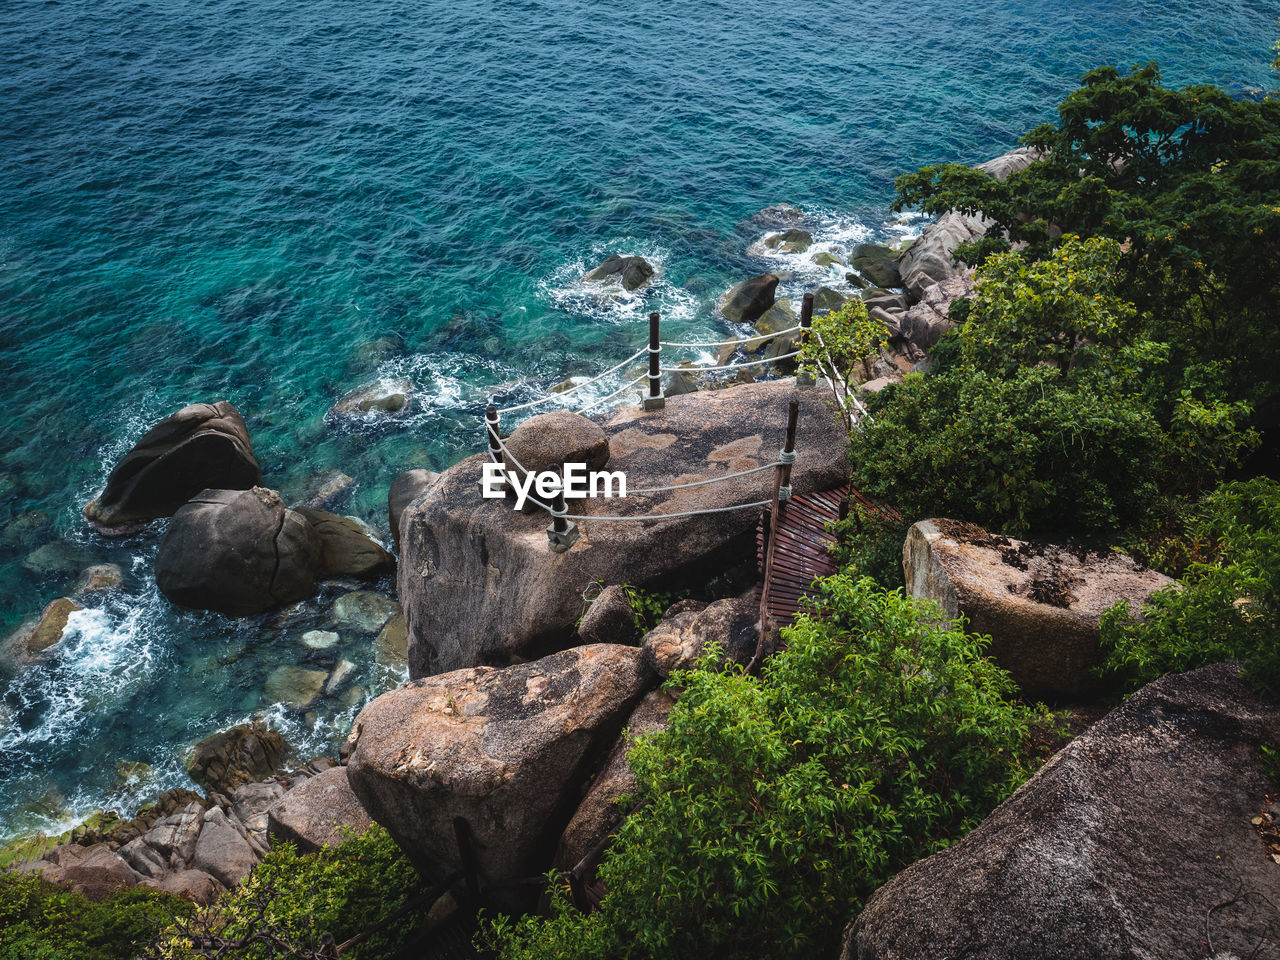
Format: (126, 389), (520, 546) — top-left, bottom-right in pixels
(0, 0), (1276, 839)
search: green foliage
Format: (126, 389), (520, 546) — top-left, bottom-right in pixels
(894, 63), (1280, 417)
(1100, 478), (1280, 696)
(621, 584), (689, 633)
(827, 502), (910, 590)
(149, 824), (424, 960)
(484, 577), (1047, 959)
(0, 871), (185, 960)
(799, 297), (886, 432)
(851, 362), (1165, 539)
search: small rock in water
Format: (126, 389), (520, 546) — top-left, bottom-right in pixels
(580, 254), (655, 292)
(265, 666), (329, 711)
(325, 659), (356, 696)
(22, 541), (98, 576)
(331, 591), (400, 633)
(300, 630), (340, 650)
(73, 563), (125, 597)
(2, 511), (49, 548)
(328, 377), (414, 420)
(114, 761), (152, 789)
(761, 228), (813, 254)
(346, 334), (404, 374)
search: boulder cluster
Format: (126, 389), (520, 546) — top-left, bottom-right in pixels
(11, 725), (368, 904)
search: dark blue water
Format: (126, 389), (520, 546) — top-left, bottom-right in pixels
(0, 0), (1275, 840)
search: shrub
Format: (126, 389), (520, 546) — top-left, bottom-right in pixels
(146, 823), (425, 959)
(850, 363), (1165, 539)
(484, 577), (1048, 959)
(1100, 478), (1280, 696)
(0, 871), (185, 960)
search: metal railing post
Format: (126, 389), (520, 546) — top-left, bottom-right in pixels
(545, 470), (580, 553)
(796, 292), (815, 388)
(644, 311), (665, 410)
(750, 397), (800, 673)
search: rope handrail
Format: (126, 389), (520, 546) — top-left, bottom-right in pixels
(496, 346), (648, 415)
(574, 372), (648, 415)
(660, 349), (801, 374)
(658, 324), (802, 349)
(486, 428), (783, 521)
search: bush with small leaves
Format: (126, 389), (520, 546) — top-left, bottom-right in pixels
(483, 577), (1050, 959)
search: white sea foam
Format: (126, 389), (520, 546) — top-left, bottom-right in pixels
(539, 240), (700, 328)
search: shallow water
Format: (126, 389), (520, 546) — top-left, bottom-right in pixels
(0, 0), (1275, 839)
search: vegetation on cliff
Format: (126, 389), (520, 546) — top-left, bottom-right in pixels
(485, 579), (1051, 959)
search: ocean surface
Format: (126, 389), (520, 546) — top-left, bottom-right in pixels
(0, 0), (1275, 841)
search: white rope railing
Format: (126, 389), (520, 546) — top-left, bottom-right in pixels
(486, 427), (787, 522)
(496, 346), (648, 415)
(660, 350), (801, 374)
(658, 324), (802, 349)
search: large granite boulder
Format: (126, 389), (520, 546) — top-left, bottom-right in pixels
(267, 766), (370, 854)
(897, 147), (1040, 302)
(903, 519), (1173, 700)
(844, 663), (1280, 960)
(399, 380), (846, 677)
(83, 401), (261, 530)
(295, 507), (394, 579)
(502, 410), (610, 480)
(554, 689), (674, 877)
(720, 273), (780, 325)
(155, 487), (320, 616)
(641, 593), (760, 678)
(897, 276), (974, 350)
(388, 469), (440, 551)
(186, 724), (290, 796)
(581, 254), (655, 292)
(346, 644), (653, 905)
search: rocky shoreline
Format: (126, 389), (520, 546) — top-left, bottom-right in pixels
(6, 144), (1275, 957)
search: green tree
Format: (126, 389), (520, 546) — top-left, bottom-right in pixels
(894, 64), (1280, 418)
(485, 578), (1048, 960)
(798, 297), (886, 432)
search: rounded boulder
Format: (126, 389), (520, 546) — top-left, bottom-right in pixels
(155, 487), (320, 616)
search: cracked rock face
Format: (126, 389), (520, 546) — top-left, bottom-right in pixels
(155, 487), (320, 616)
(845, 663), (1280, 960)
(83, 401), (261, 530)
(345, 644), (653, 907)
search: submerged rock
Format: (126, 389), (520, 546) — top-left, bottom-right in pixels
(1, 597), (83, 670)
(375, 613), (409, 667)
(331, 591), (399, 633)
(845, 664), (1280, 960)
(346, 644), (654, 908)
(155, 487), (320, 617)
(328, 377), (414, 420)
(580, 254), (655, 292)
(83, 401), (261, 531)
(265, 666), (329, 711)
(72, 563), (125, 597)
(903, 519), (1174, 700)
